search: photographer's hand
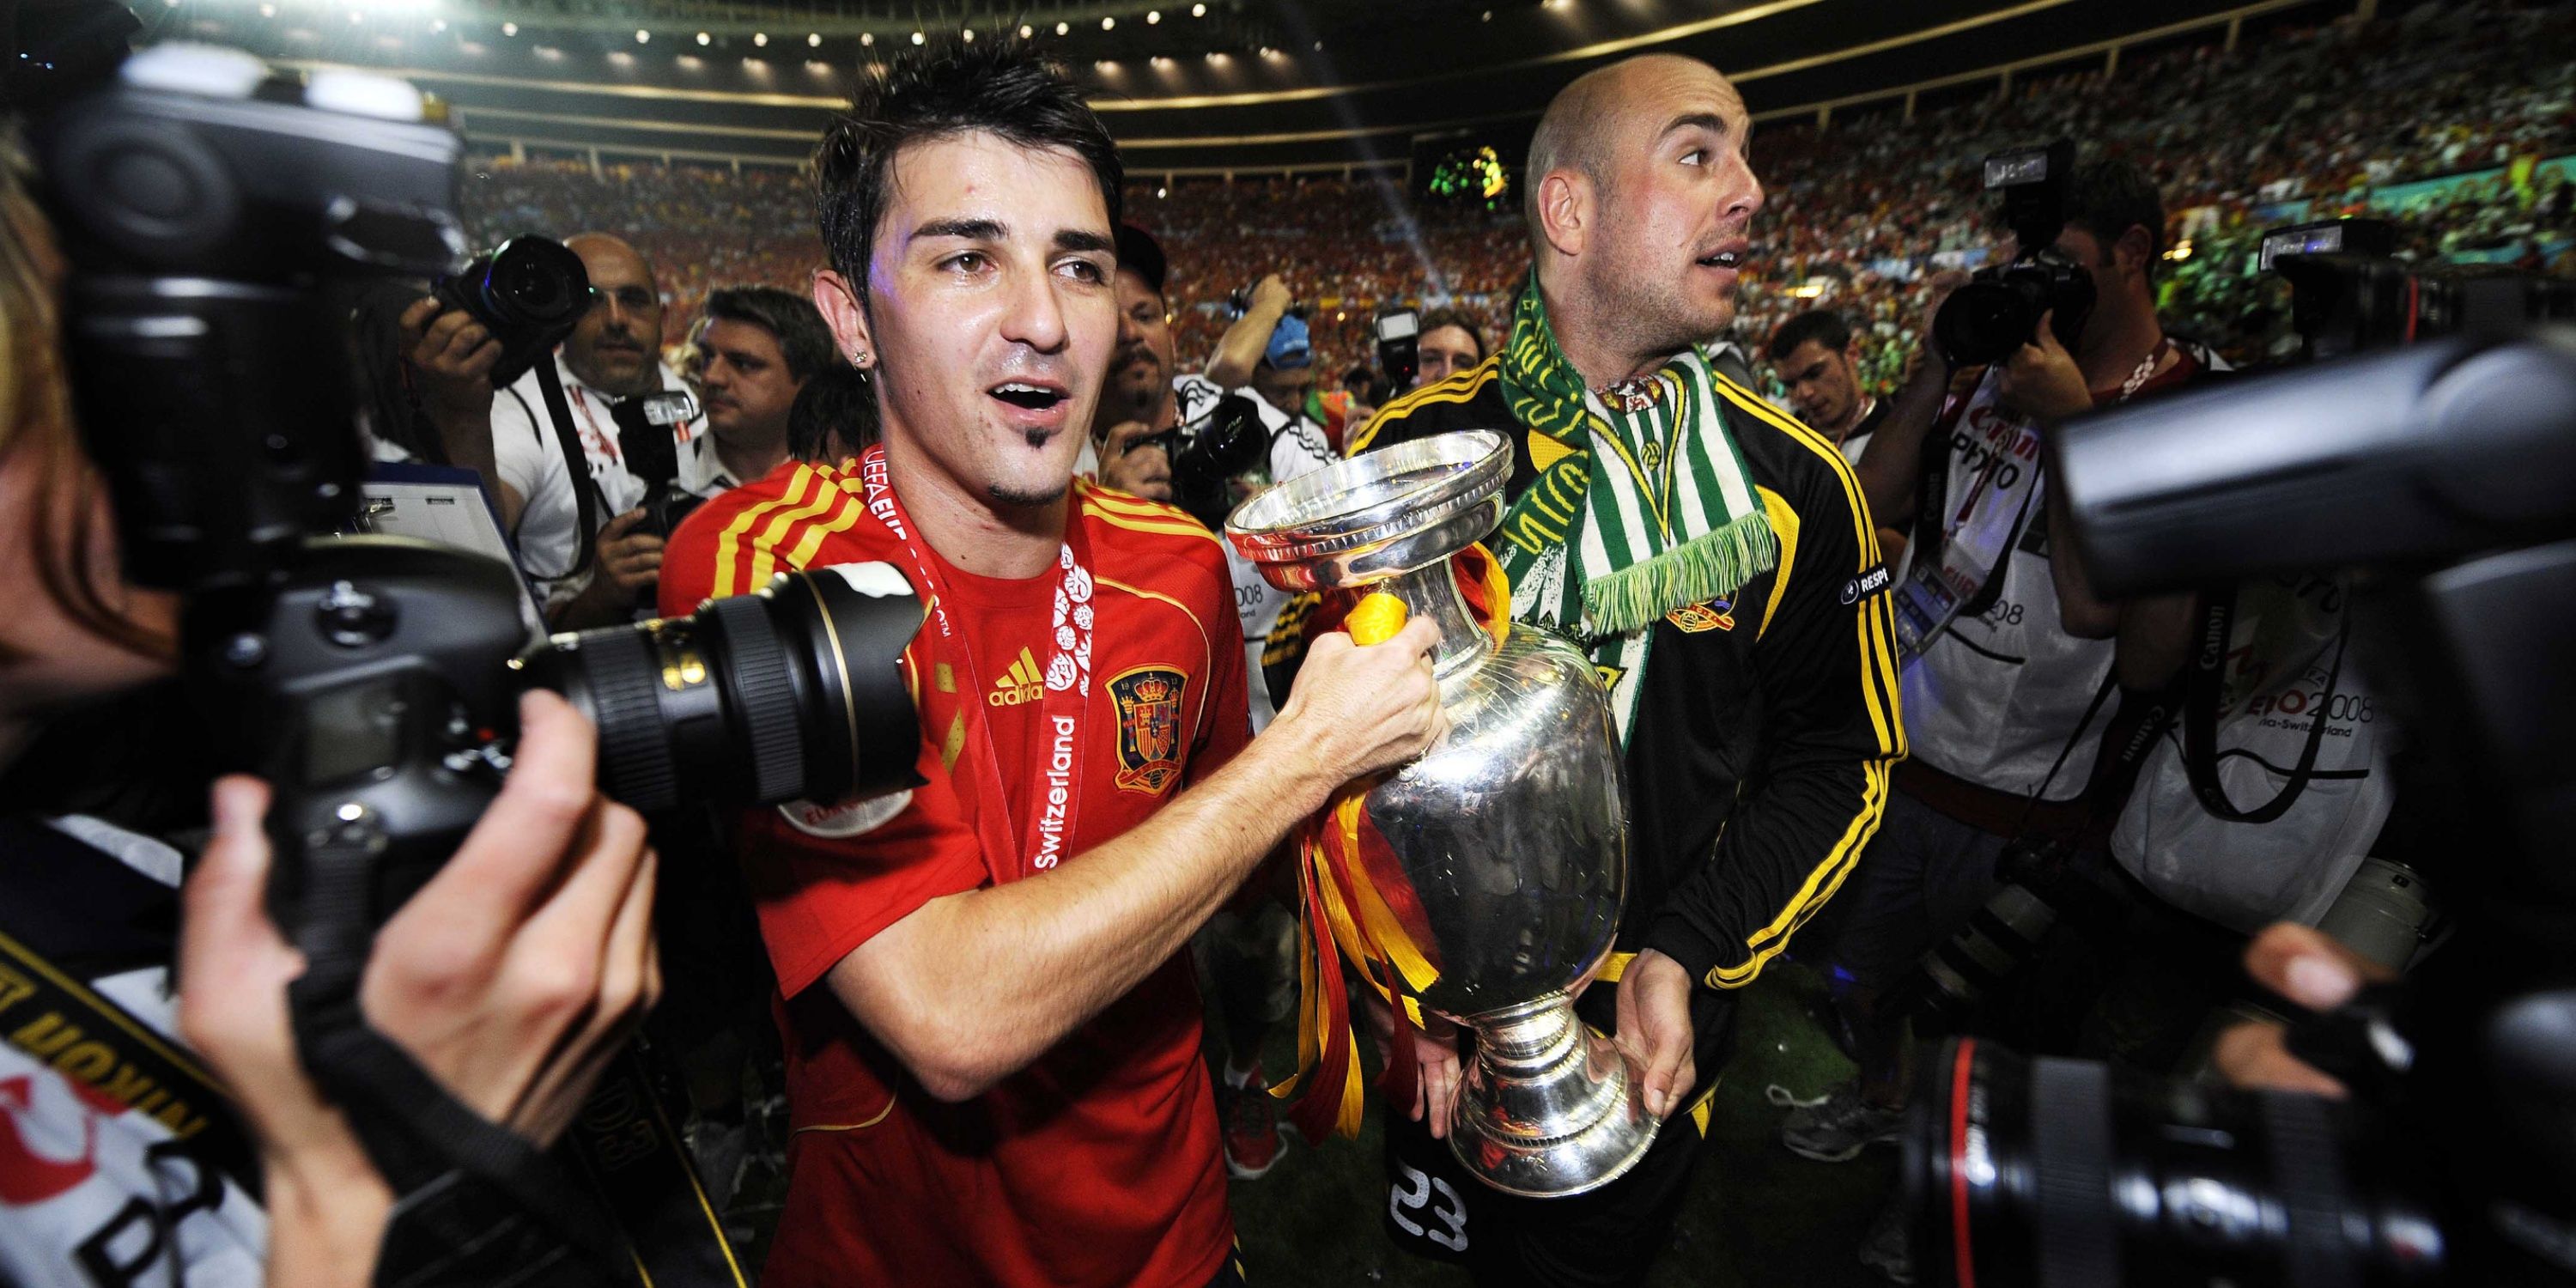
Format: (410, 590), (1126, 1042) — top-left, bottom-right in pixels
(1996, 309), (2093, 424)
(398, 297), (526, 531)
(179, 691), (661, 1286)
(1097, 420), (1174, 501)
(2211, 922), (2394, 1099)
(595, 507), (665, 594)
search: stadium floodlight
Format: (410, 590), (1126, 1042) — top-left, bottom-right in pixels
(258, 3), (274, 15)
(1055, 21), (1069, 33)
(1102, 15), (1115, 29)
(859, 31), (872, 45)
(695, 31), (708, 45)
(961, 27), (974, 42)
(753, 31), (766, 46)
(501, 21), (516, 34)
(1018, 23), (1031, 37)
(1192, 3), (1205, 14)
(1146, 9), (1160, 22)
(634, 28), (647, 42)
(809, 31), (823, 46)
(911, 29), (924, 43)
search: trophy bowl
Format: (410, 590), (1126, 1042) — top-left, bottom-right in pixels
(1227, 429), (1656, 1198)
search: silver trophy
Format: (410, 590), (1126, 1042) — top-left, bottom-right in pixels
(1226, 429), (1656, 1198)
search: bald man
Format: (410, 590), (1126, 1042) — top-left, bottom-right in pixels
(404, 233), (724, 627)
(1343, 54), (1901, 1285)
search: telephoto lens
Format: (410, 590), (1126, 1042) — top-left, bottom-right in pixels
(432, 234), (593, 386)
(1905, 1037), (2445, 1288)
(521, 562), (927, 815)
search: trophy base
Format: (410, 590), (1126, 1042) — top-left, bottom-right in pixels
(1449, 994), (1662, 1198)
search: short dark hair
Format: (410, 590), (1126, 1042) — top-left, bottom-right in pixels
(787, 363), (878, 464)
(814, 39), (1124, 295)
(2063, 158), (2166, 279)
(702, 286), (837, 382)
(1765, 309), (1852, 363)
(1416, 307), (1486, 361)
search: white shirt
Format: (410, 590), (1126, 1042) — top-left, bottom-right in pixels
(1899, 368), (2116, 799)
(1174, 374), (1337, 730)
(489, 355), (712, 611)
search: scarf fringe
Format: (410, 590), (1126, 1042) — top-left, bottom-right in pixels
(1581, 512), (1778, 635)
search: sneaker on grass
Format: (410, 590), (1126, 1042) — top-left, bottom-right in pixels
(1778, 1081), (1904, 1163)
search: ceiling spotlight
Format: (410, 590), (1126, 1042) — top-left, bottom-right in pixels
(809, 32), (823, 46)
(910, 29), (924, 44)
(753, 31), (767, 45)
(1146, 9), (1160, 22)
(1192, 2), (1206, 13)
(635, 28), (649, 42)
(860, 31), (873, 45)
(1055, 21), (1069, 33)
(1019, 23), (1032, 36)
(501, 21), (517, 35)
(695, 31), (709, 45)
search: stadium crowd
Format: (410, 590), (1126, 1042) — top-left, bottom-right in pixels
(461, 0), (2576, 402)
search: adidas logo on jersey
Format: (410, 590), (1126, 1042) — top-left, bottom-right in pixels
(988, 648), (1047, 707)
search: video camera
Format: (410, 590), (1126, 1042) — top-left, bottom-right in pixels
(35, 45), (926, 933)
(1902, 323), (2576, 1285)
(2264, 216), (2576, 361)
(1933, 140), (2099, 369)
(1134, 392), (1269, 532)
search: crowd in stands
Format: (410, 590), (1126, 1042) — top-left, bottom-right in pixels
(460, 0), (2576, 404)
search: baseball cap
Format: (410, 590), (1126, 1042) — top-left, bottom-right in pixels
(1264, 313), (1312, 369)
(1115, 224), (1167, 295)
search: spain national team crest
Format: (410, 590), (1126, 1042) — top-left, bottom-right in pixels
(1666, 597), (1736, 634)
(1109, 665), (1189, 795)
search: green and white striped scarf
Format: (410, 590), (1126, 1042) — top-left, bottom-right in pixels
(1492, 277), (1777, 743)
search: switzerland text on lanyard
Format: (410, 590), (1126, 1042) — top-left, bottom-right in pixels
(854, 446), (1097, 878)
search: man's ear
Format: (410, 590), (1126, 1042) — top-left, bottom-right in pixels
(1535, 168), (1593, 260)
(812, 268), (877, 368)
(2117, 224), (2157, 283)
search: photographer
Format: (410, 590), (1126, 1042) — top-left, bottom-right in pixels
(1800, 157), (2227, 1279)
(0, 113), (655, 1288)
(402, 234), (708, 629)
(657, 39), (1444, 1288)
(688, 285), (837, 494)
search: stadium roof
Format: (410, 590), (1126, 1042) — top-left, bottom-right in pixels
(140, 0), (2352, 170)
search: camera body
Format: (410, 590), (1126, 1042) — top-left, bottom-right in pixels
(1134, 392), (1270, 531)
(1934, 141), (2098, 370)
(431, 234), (592, 388)
(39, 47), (927, 943)
(608, 388), (708, 539)
(2265, 218), (2576, 361)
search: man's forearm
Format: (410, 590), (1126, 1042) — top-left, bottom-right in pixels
(550, 574), (631, 630)
(833, 726), (1344, 1101)
(428, 402), (526, 532)
(1206, 299), (1287, 389)
(1854, 351), (1951, 529)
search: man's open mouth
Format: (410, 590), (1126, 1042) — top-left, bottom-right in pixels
(1696, 246), (1749, 270)
(989, 380), (1070, 411)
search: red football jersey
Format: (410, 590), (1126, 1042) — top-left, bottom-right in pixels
(661, 459), (1252, 1288)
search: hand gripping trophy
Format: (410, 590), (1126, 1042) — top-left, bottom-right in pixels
(1227, 429), (1655, 1198)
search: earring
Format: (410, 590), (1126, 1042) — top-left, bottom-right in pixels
(853, 349), (872, 367)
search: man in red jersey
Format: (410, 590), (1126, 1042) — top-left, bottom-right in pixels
(659, 39), (1447, 1288)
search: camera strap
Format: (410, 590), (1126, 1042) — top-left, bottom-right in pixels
(2180, 583), (2350, 823)
(532, 360), (600, 583)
